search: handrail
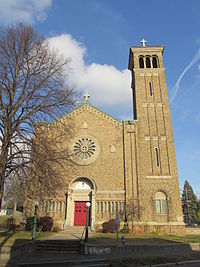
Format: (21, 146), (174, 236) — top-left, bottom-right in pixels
(36, 225), (43, 239)
(80, 226), (86, 242)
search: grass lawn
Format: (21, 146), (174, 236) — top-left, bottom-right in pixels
(0, 231), (54, 247)
(91, 232), (200, 245)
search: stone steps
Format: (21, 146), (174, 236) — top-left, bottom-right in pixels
(36, 239), (81, 253)
(8, 257), (109, 267)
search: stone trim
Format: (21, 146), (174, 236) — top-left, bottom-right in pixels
(97, 190), (125, 193)
(134, 221), (185, 226)
(146, 175), (172, 179)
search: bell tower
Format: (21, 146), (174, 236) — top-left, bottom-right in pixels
(128, 41), (184, 232)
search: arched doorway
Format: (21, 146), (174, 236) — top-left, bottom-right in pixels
(65, 177), (96, 229)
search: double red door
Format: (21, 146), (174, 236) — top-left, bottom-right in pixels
(74, 201), (90, 226)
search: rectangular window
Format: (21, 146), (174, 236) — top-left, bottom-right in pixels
(49, 201), (52, 212)
(97, 202), (99, 213)
(119, 202), (121, 212)
(149, 82), (153, 96)
(156, 200), (161, 214)
(108, 202), (110, 212)
(112, 202), (114, 214)
(41, 202), (45, 212)
(104, 202), (107, 213)
(56, 201), (59, 212)
(155, 148), (159, 167)
(115, 202), (118, 213)
(52, 201), (55, 212)
(161, 200), (167, 214)
(60, 201), (62, 212)
(100, 202), (103, 213)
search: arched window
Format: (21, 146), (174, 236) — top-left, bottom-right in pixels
(146, 57), (151, 68)
(104, 202), (107, 213)
(152, 56), (158, 68)
(139, 57), (144, 68)
(155, 191), (167, 214)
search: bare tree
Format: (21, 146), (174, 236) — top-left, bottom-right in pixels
(3, 168), (26, 212)
(0, 24), (76, 209)
(119, 199), (141, 233)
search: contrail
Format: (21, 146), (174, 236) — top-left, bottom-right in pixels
(170, 47), (200, 104)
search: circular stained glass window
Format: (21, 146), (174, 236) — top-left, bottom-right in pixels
(74, 137), (96, 159)
(70, 135), (100, 166)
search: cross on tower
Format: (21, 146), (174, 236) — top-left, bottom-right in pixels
(140, 38), (147, 47)
(83, 92), (90, 101)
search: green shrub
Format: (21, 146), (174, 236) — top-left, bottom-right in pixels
(38, 216), (53, 232)
(25, 216), (35, 231)
(102, 219), (117, 233)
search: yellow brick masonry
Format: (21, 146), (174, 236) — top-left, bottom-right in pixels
(25, 45), (185, 235)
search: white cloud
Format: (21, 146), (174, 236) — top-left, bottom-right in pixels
(48, 34), (131, 110)
(0, 0), (52, 25)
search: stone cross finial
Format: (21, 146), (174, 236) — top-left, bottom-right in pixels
(83, 92), (90, 101)
(140, 39), (147, 47)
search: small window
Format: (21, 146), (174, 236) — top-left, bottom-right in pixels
(60, 201), (62, 212)
(119, 202), (121, 212)
(115, 202), (118, 213)
(146, 57), (151, 68)
(41, 202), (45, 212)
(100, 202), (103, 213)
(155, 148), (159, 167)
(149, 82), (153, 96)
(155, 192), (167, 214)
(104, 202), (107, 213)
(49, 201), (52, 212)
(139, 57), (144, 68)
(152, 56), (158, 68)
(112, 202), (114, 214)
(96, 202), (99, 213)
(108, 202), (110, 213)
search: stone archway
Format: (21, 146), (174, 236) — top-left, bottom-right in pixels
(65, 177), (96, 230)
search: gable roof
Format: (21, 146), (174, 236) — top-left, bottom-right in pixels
(66, 101), (121, 125)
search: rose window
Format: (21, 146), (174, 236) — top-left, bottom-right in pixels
(74, 137), (96, 159)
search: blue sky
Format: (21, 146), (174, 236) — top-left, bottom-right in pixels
(0, 0), (200, 196)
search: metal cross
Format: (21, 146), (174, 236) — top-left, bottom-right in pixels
(84, 92), (90, 101)
(140, 39), (147, 47)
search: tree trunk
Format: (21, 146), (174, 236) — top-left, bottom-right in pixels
(0, 145), (9, 210)
(0, 171), (6, 210)
(13, 201), (17, 215)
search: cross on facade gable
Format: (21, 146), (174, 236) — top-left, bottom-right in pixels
(84, 92), (90, 101)
(140, 38), (147, 47)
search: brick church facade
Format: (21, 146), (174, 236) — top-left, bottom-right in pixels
(26, 43), (185, 234)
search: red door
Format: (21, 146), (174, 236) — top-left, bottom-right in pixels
(74, 201), (89, 226)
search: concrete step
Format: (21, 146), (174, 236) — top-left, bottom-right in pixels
(9, 257), (109, 267)
(36, 239), (81, 253)
(64, 226), (92, 233)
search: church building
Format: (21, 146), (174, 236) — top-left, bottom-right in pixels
(27, 42), (185, 234)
